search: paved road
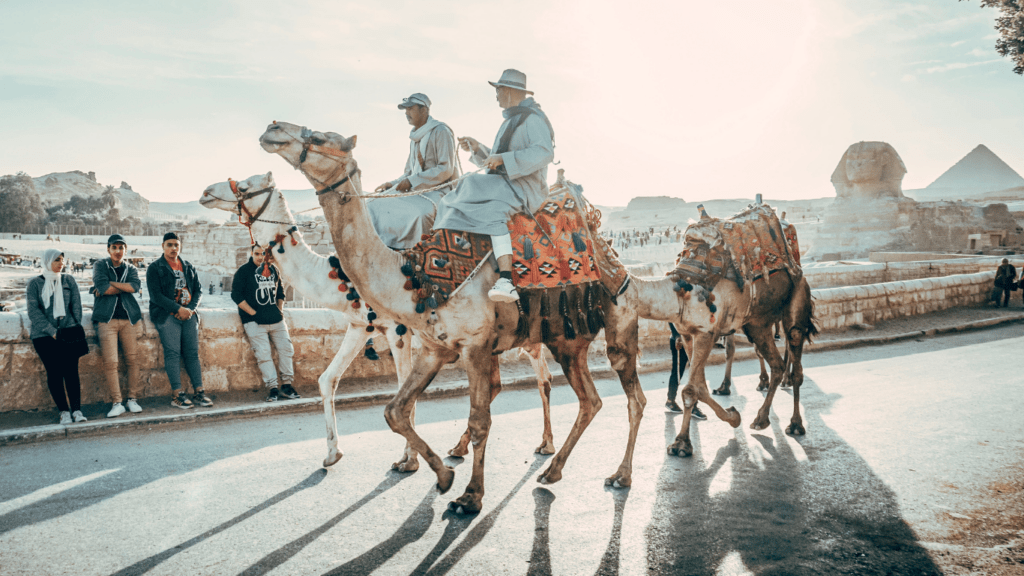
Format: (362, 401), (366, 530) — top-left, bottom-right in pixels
(1, 326), (1022, 575)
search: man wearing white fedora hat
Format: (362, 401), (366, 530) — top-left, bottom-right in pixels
(371, 93), (461, 249)
(434, 68), (555, 302)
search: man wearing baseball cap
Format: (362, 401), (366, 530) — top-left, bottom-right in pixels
(369, 92), (461, 249)
(433, 69), (555, 302)
(92, 233), (144, 417)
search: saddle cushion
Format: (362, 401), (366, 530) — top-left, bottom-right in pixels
(400, 182), (605, 315)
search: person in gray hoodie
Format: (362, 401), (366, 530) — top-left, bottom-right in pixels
(91, 234), (144, 418)
(26, 249), (86, 424)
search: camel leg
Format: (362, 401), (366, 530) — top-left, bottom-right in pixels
(668, 331), (742, 457)
(538, 339), (602, 485)
(449, 355), (502, 458)
(604, 311), (646, 488)
(748, 323), (789, 431)
(318, 326), (368, 468)
(756, 346), (771, 392)
(447, 345), (499, 515)
(384, 345), (458, 493)
(712, 335), (736, 395)
(783, 277), (814, 434)
(384, 327), (419, 472)
(524, 343), (556, 455)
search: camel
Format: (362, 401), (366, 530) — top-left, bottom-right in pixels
(197, 172), (555, 472)
(257, 122), (719, 512)
(665, 242), (817, 457)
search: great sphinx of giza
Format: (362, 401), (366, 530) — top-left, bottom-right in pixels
(831, 141), (907, 200)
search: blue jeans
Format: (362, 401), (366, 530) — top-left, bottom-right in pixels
(155, 313), (203, 392)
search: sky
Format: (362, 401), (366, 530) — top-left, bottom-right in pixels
(1, 0), (1022, 207)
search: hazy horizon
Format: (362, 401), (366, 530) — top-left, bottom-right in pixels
(3, 0), (1022, 207)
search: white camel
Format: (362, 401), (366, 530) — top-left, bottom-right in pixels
(198, 172), (555, 472)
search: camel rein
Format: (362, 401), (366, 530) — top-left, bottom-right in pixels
(228, 179), (316, 246)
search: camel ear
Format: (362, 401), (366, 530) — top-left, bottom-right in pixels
(265, 171), (275, 184)
(347, 135), (358, 150)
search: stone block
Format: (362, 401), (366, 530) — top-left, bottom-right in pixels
(286, 309), (351, 334)
(198, 310), (243, 338)
(200, 338), (247, 369)
(0, 344), (9, 378)
(0, 313), (22, 343)
(10, 344), (44, 377)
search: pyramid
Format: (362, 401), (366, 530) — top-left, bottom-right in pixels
(925, 144), (1024, 193)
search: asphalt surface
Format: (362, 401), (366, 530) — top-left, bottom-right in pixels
(1, 324), (1022, 575)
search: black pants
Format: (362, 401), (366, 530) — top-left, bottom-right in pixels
(999, 287), (1011, 307)
(32, 336), (82, 412)
(667, 323), (689, 401)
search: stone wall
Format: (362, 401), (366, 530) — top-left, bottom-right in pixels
(804, 257), (1023, 288)
(0, 268), (1006, 412)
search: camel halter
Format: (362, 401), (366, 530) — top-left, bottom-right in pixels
(227, 179), (315, 244)
(282, 124), (361, 196)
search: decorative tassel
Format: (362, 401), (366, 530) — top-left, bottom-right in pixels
(396, 339), (405, 349)
(515, 299), (530, 340)
(329, 256), (340, 269)
(586, 239), (593, 253)
(540, 291), (552, 341)
(411, 277), (421, 290)
(365, 325), (374, 333)
(277, 243), (285, 254)
(395, 324), (408, 336)
(260, 263), (271, 277)
(427, 310), (439, 325)
(415, 301), (425, 314)
(400, 262), (414, 277)
(563, 314), (575, 340)
(352, 301), (361, 309)
(339, 283), (348, 292)
(558, 259), (570, 281)
(367, 311), (377, 322)
(404, 279), (413, 290)
(523, 237), (534, 260)
(364, 342), (379, 361)
(346, 292), (354, 301)
(426, 296), (438, 309)
(329, 270), (339, 279)
(571, 232), (586, 253)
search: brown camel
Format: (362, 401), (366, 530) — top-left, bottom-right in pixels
(257, 122), (703, 512)
(667, 260), (817, 457)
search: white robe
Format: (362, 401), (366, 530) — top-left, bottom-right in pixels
(368, 117), (459, 249)
(433, 98), (554, 236)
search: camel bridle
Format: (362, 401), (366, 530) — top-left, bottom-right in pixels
(271, 122), (360, 198)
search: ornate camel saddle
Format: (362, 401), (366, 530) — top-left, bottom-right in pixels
(398, 172), (627, 340)
(669, 204), (802, 305)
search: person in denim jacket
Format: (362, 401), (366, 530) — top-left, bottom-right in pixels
(146, 232), (210, 409)
(91, 234), (144, 418)
(26, 249), (86, 424)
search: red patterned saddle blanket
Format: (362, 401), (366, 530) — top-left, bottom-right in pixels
(400, 181), (604, 316)
(670, 204), (801, 296)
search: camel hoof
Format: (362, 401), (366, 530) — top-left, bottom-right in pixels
(447, 494), (482, 515)
(667, 440), (692, 457)
(447, 445), (469, 458)
(726, 406), (742, 428)
(604, 473), (631, 488)
(535, 441), (556, 455)
(391, 457), (419, 473)
(537, 467), (562, 485)
(786, 422), (806, 436)
(323, 451), (343, 468)
(436, 466), (455, 494)
(750, 416), (770, 431)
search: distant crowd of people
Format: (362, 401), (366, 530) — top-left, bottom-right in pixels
(605, 226), (684, 250)
(25, 232), (301, 424)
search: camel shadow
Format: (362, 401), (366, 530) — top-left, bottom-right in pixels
(237, 471), (407, 576)
(644, 376), (943, 576)
(0, 416), (325, 537)
(108, 469), (328, 576)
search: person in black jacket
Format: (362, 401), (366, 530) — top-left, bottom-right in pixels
(146, 232), (211, 409)
(994, 258), (1017, 308)
(232, 244), (299, 402)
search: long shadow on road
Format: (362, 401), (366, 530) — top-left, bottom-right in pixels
(644, 377), (943, 575)
(108, 469), (328, 576)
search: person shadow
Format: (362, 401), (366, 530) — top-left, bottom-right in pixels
(644, 375), (944, 575)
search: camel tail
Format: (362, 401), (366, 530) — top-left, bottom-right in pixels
(800, 278), (818, 344)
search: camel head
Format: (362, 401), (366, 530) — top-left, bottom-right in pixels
(199, 171), (277, 213)
(259, 121), (360, 192)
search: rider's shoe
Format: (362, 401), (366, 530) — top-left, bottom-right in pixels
(488, 277), (519, 303)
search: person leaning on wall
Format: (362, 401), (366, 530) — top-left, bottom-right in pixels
(91, 234), (144, 418)
(146, 232), (211, 409)
(993, 258), (1017, 308)
(26, 249), (89, 424)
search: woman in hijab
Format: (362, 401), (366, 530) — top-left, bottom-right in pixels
(26, 249), (87, 424)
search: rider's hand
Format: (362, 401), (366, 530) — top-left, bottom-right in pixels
(374, 182), (394, 193)
(395, 179), (412, 192)
(485, 155), (504, 170)
(458, 137), (480, 153)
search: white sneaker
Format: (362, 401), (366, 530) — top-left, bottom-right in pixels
(488, 277), (519, 303)
(72, 410), (87, 423)
(126, 398), (142, 413)
(107, 403), (126, 418)
(59, 411), (72, 425)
